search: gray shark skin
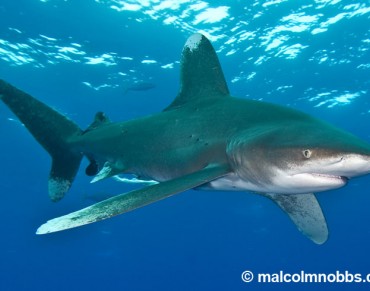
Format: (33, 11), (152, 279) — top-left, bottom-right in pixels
(1, 33), (370, 244)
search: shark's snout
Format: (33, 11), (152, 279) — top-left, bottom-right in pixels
(282, 153), (370, 194)
(311, 153), (370, 179)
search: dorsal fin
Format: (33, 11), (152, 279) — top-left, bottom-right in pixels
(83, 111), (111, 133)
(165, 33), (229, 110)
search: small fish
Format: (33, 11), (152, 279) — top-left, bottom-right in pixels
(123, 81), (156, 94)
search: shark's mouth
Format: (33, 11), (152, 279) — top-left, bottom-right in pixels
(310, 173), (349, 183)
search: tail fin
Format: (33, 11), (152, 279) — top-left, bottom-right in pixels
(0, 80), (83, 202)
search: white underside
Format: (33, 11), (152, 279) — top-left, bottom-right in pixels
(199, 172), (347, 194)
(202, 154), (370, 194)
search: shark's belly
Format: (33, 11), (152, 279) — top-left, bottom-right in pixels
(198, 172), (347, 194)
(197, 173), (261, 192)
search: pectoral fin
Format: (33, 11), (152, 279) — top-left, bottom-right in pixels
(90, 162), (125, 183)
(36, 164), (230, 234)
(261, 193), (328, 245)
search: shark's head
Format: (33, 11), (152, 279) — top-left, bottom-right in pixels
(227, 120), (370, 194)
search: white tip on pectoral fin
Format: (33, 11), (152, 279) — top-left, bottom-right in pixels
(261, 193), (328, 245)
(36, 164), (231, 235)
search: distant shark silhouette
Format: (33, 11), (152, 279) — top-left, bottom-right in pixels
(1, 34), (370, 244)
(123, 81), (156, 94)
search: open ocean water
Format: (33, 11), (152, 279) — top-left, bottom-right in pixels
(0, 0), (370, 290)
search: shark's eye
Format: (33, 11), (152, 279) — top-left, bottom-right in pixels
(303, 149), (312, 159)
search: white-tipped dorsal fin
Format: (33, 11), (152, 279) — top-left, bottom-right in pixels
(165, 33), (229, 110)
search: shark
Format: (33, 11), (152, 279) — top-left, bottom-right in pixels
(1, 33), (370, 244)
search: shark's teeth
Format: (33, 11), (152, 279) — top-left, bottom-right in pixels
(310, 173), (348, 182)
(185, 33), (203, 52)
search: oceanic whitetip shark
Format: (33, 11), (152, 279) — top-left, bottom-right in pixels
(1, 34), (370, 244)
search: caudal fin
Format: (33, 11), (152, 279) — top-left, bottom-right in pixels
(0, 80), (82, 201)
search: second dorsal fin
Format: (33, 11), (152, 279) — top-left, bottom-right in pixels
(165, 33), (229, 110)
(84, 112), (111, 133)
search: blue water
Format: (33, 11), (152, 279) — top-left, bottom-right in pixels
(1, 1), (370, 290)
